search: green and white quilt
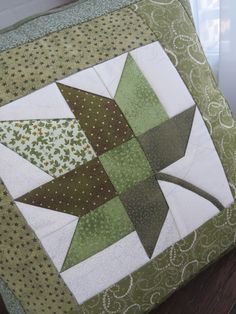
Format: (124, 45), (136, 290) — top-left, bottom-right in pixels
(0, 0), (235, 313)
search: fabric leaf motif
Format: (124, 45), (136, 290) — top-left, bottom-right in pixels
(0, 119), (96, 177)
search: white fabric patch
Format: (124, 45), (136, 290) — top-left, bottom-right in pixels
(152, 210), (181, 257)
(0, 144), (53, 199)
(94, 53), (128, 98)
(0, 84), (75, 121)
(159, 181), (219, 238)
(130, 42), (195, 117)
(161, 108), (234, 207)
(16, 202), (78, 271)
(41, 220), (78, 272)
(58, 67), (110, 98)
(61, 231), (149, 304)
(15, 202), (77, 238)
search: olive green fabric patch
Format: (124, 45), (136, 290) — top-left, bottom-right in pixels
(99, 138), (152, 194)
(0, 119), (96, 177)
(0, 180), (79, 313)
(16, 158), (117, 217)
(62, 197), (134, 271)
(115, 54), (168, 136)
(57, 83), (134, 155)
(139, 106), (196, 172)
(0, 7), (156, 107)
(120, 176), (169, 258)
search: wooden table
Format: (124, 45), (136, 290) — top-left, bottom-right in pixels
(149, 248), (236, 314)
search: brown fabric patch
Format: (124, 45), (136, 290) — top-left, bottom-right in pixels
(16, 158), (117, 217)
(57, 83), (134, 155)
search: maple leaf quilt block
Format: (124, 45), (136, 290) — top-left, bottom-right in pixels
(0, 2), (235, 310)
(0, 41), (233, 306)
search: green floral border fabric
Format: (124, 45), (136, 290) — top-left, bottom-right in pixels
(0, 0), (236, 313)
(132, 0), (236, 197)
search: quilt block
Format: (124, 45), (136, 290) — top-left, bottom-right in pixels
(0, 1), (235, 313)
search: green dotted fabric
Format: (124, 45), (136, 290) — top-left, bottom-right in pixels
(0, 0), (192, 53)
(57, 83), (134, 155)
(17, 158), (117, 217)
(0, 180), (79, 313)
(0, 7), (156, 107)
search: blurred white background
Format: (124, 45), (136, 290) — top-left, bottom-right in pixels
(0, 0), (235, 116)
(0, 0), (73, 29)
(190, 0), (236, 116)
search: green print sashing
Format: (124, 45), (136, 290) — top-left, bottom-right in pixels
(0, 1), (235, 312)
(0, 7), (156, 107)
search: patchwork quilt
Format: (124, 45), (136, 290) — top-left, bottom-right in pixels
(0, 0), (235, 313)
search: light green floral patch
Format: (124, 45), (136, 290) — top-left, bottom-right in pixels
(0, 119), (96, 177)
